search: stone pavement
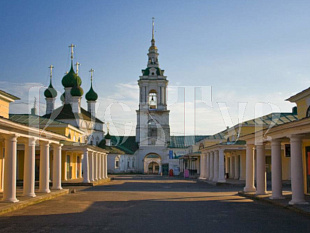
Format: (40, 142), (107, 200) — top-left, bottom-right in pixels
(0, 175), (309, 233)
(239, 190), (310, 217)
(0, 187), (69, 215)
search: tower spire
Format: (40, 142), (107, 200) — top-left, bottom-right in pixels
(69, 44), (75, 66)
(152, 17), (155, 41)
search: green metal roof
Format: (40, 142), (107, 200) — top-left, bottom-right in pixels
(142, 67), (164, 76)
(240, 112), (298, 127)
(168, 135), (211, 148)
(110, 136), (139, 154)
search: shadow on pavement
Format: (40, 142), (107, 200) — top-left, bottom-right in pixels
(0, 198), (309, 233)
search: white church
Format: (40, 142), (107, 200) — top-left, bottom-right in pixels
(107, 20), (208, 175)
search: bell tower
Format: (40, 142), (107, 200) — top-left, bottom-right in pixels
(136, 18), (170, 147)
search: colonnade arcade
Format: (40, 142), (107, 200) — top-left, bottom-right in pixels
(243, 135), (308, 205)
(240, 116), (310, 205)
(81, 147), (108, 183)
(0, 119), (66, 203)
(199, 145), (246, 183)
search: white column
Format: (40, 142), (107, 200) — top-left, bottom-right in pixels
(289, 135), (308, 205)
(206, 153), (210, 179)
(101, 154), (106, 179)
(270, 140), (284, 199)
(256, 144), (267, 195)
(234, 155), (240, 179)
(82, 150), (90, 183)
(52, 144), (62, 190)
(23, 138), (36, 197)
(98, 153), (102, 180)
(3, 134), (19, 202)
(244, 144), (256, 192)
(94, 153), (98, 181)
(199, 154), (206, 179)
(213, 150), (219, 182)
(89, 152), (94, 182)
(218, 149), (226, 183)
(209, 152), (214, 181)
(104, 154), (108, 178)
(230, 155), (235, 179)
(39, 142), (50, 193)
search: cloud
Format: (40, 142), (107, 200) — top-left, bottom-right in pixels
(1, 80), (296, 137)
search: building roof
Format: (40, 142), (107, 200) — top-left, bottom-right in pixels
(286, 87), (310, 102)
(9, 114), (83, 135)
(168, 135), (211, 148)
(238, 112), (298, 126)
(43, 104), (103, 124)
(0, 90), (20, 101)
(111, 136), (139, 154)
(10, 114), (67, 127)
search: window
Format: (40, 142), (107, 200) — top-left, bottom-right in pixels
(127, 161), (130, 169)
(307, 106), (310, 118)
(115, 157), (120, 168)
(132, 160), (135, 168)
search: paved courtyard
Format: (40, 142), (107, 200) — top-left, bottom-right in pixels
(0, 175), (309, 233)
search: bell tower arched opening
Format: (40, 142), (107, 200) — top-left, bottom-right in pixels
(149, 90), (157, 110)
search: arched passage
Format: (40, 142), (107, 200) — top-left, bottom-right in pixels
(144, 153), (161, 174)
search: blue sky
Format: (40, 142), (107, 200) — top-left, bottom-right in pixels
(1, 0), (310, 135)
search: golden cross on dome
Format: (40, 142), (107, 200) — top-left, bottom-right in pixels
(68, 44), (76, 61)
(89, 68), (94, 82)
(75, 62), (81, 75)
(48, 65), (54, 80)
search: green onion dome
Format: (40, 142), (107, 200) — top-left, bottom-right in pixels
(44, 82), (57, 98)
(62, 65), (82, 88)
(105, 131), (111, 139)
(70, 85), (84, 97)
(98, 139), (106, 148)
(60, 92), (65, 102)
(85, 83), (98, 101)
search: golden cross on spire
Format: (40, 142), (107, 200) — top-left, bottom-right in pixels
(152, 17), (155, 40)
(48, 65), (54, 81)
(34, 97), (37, 108)
(107, 122), (110, 132)
(68, 44), (76, 61)
(75, 62), (81, 75)
(89, 68), (94, 82)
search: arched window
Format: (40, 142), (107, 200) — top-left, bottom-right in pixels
(149, 90), (157, 109)
(307, 106), (310, 118)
